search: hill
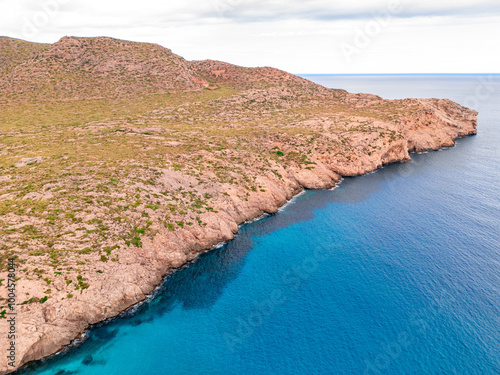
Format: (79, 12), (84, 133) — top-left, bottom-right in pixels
(0, 36), (477, 374)
(0, 37), (50, 77)
(0, 36), (329, 101)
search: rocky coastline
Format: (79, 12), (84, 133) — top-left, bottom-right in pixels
(1, 108), (476, 374)
(0, 36), (478, 374)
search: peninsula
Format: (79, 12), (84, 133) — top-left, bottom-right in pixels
(0, 36), (477, 374)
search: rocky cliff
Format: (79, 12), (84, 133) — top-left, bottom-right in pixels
(0, 36), (477, 374)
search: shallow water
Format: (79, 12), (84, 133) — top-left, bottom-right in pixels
(19, 75), (500, 375)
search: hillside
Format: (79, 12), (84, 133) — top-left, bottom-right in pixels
(0, 36), (329, 101)
(0, 36), (477, 374)
(0, 37), (50, 78)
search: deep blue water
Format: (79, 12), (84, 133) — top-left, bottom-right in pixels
(19, 75), (499, 375)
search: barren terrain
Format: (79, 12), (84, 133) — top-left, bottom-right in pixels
(0, 36), (477, 374)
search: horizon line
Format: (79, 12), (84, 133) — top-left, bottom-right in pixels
(297, 73), (500, 76)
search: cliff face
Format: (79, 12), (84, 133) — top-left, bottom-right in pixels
(0, 37), (477, 374)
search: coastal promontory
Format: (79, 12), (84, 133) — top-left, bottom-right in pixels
(0, 36), (477, 374)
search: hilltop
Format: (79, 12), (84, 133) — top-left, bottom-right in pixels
(0, 36), (477, 374)
(0, 36), (324, 100)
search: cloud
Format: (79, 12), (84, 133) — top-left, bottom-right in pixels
(0, 0), (499, 73)
(4, 0), (500, 33)
(209, 0), (500, 21)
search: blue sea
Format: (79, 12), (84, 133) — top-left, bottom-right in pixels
(19, 75), (500, 375)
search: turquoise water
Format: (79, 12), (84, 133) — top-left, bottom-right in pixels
(19, 75), (499, 374)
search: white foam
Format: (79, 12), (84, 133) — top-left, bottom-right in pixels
(278, 189), (307, 212)
(329, 178), (344, 191)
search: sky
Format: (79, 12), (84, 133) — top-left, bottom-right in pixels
(0, 0), (499, 74)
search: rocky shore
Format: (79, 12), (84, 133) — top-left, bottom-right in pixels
(0, 100), (477, 374)
(0, 36), (477, 374)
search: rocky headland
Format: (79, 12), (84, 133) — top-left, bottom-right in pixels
(0, 36), (477, 374)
